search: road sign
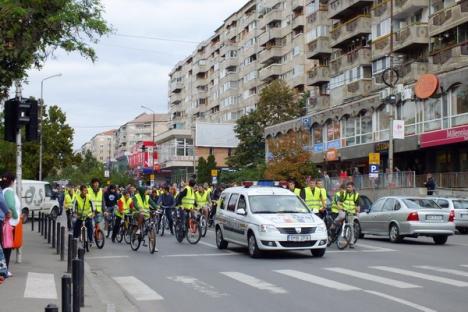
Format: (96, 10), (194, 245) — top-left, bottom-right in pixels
(211, 169), (218, 177)
(150, 174), (155, 180)
(368, 153), (380, 165)
(212, 176), (218, 184)
(369, 164), (379, 174)
(104, 170), (110, 178)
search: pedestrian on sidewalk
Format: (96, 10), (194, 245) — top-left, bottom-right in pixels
(1, 172), (21, 278)
(424, 173), (436, 196)
(0, 186), (10, 282)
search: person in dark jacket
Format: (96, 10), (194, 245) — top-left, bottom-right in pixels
(157, 186), (175, 235)
(424, 173), (436, 196)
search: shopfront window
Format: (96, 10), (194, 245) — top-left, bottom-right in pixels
(377, 104), (392, 140)
(397, 101), (417, 135)
(359, 111), (373, 144)
(342, 116), (356, 147)
(326, 119), (341, 149)
(423, 97), (442, 132)
(313, 125), (323, 144)
(452, 84), (468, 127)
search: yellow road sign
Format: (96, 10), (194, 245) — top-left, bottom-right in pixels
(211, 169), (218, 177)
(369, 153), (380, 165)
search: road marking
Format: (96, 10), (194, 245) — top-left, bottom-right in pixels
(113, 276), (164, 301)
(24, 272), (57, 299)
(275, 270), (360, 291)
(371, 266), (468, 287)
(357, 243), (396, 252)
(364, 290), (437, 312)
(325, 267), (420, 289)
(199, 241), (236, 254)
(167, 276), (228, 298)
(162, 253), (238, 258)
(220, 272), (288, 294)
(87, 255), (129, 260)
(414, 266), (468, 278)
(327, 249), (394, 253)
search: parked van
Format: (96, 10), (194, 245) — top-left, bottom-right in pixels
(21, 180), (61, 222)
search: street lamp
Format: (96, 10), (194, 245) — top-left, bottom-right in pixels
(39, 73), (62, 181)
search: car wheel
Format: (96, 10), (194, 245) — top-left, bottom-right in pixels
(433, 235), (448, 245)
(355, 221), (364, 239)
(50, 207), (59, 221)
(389, 224), (403, 243)
(311, 248), (326, 258)
(248, 233), (261, 258)
(216, 227), (228, 249)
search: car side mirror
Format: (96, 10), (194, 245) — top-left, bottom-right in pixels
(236, 208), (246, 216)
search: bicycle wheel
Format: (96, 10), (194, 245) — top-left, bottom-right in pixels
(124, 225), (132, 244)
(116, 226), (123, 243)
(130, 226), (141, 251)
(186, 218), (201, 244)
(160, 215), (166, 237)
(352, 222), (359, 245)
(95, 228), (105, 249)
(336, 224), (351, 250)
(174, 221), (185, 243)
(148, 225), (157, 254)
(327, 227), (335, 247)
(81, 227), (89, 253)
(199, 215), (208, 238)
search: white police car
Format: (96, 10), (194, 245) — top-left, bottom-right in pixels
(214, 184), (328, 258)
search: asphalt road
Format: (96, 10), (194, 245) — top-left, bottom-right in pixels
(82, 224), (468, 312)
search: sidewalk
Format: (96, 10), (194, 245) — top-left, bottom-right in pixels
(0, 220), (107, 312)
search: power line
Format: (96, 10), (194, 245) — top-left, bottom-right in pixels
(98, 43), (188, 56)
(114, 33), (200, 44)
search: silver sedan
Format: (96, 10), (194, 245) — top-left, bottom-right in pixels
(356, 196), (455, 245)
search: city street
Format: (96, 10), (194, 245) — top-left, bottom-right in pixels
(67, 223), (468, 312)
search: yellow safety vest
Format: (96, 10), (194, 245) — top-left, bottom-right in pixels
(195, 191), (209, 208)
(75, 195), (93, 220)
(342, 192), (359, 214)
(181, 187), (195, 210)
(304, 187), (322, 213)
(331, 191), (344, 213)
(116, 197), (133, 218)
(135, 194), (150, 212)
(293, 188), (301, 196)
(88, 188), (103, 213)
(64, 191), (75, 211)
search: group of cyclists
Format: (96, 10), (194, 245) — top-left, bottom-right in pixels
(62, 178), (224, 252)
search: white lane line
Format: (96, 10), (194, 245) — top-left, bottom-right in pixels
(325, 267), (420, 289)
(199, 241), (236, 254)
(167, 276), (228, 298)
(364, 290), (437, 312)
(275, 269), (360, 291)
(162, 253), (238, 258)
(357, 243), (396, 252)
(414, 266), (468, 278)
(221, 272), (288, 294)
(327, 249), (394, 253)
(371, 266), (468, 287)
(87, 255), (129, 260)
(113, 276), (164, 301)
(24, 272), (58, 299)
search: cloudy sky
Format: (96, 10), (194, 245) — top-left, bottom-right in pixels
(18, 0), (246, 149)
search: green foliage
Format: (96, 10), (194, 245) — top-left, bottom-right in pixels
(219, 164), (266, 185)
(0, 0), (111, 98)
(196, 157), (209, 184)
(206, 154), (217, 177)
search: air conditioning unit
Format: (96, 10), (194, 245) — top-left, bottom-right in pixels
(379, 88), (392, 100)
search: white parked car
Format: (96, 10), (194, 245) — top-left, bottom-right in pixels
(22, 180), (61, 222)
(214, 185), (328, 258)
(432, 197), (468, 234)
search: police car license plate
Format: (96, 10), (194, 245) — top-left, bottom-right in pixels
(287, 235), (311, 242)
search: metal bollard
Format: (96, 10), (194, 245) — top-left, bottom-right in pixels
(40, 213), (43, 236)
(45, 215), (48, 240)
(48, 216), (52, 244)
(67, 233), (73, 273)
(60, 227), (66, 261)
(52, 219), (56, 248)
(31, 210), (34, 232)
(62, 274), (72, 312)
(77, 248), (85, 307)
(72, 238), (78, 260)
(56, 222), (61, 255)
(44, 303), (59, 312)
(72, 259), (81, 312)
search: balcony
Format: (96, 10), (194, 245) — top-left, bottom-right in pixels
(371, 34), (392, 60)
(306, 37), (331, 59)
(371, 0), (390, 20)
(170, 93), (183, 104)
(393, 24), (429, 53)
(393, 0), (427, 19)
(329, 15), (371, 49)
(429, 1), (468, 36)
(222, 57), (238, 68)
(397, 61), (428, 84)
(292, 15), (306, 30)
(194, 77), (208, 88)
(259, 27), (289, 46)
(307, 8), (330, 29)
(292, 0), (304, 11)
(259, 63), (282, 81)
(431, 43), (468, 72)
(308, 95), (330, 113)
(330, 47), (371, 76)
(307, 66), (330, 86)
(170, 81), (183, 93)
(291, 73), (307, 88)
(344, 79), (372, 101)
(260, 9), (283, 28)
(220, 43), (237, 57)
(193, 62), (208, 74)
(258, 46), (285, 64)
(328, 0), (374, 19)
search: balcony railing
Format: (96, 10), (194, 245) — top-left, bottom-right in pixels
(393, 23), (429, 52)
(329, 14), (371, 49)
(397, 61), (428, 83)
(393, 0), (427, 19)
(429, 1), (468, 37)
(259, 63), (282, 81)
(258, 46), (285, 64)
(371, 33), (392, 60)
(306, 37), (332, 59)
(431, 41), (468, 65)
(308, 95), (330, 113)
(330, 47), (371, 76)
(307, 66), (330, 86)
(371, 0), (390, 18)
(344, 79), (372, 100)
(329, 0), (374, 19)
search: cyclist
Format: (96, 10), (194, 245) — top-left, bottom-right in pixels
(338, 182), (360, 248)
(104, 185), (120, 238)
(157, 185), (175, 235)
(195, 185), (210, 223)
(133, 187), (157, 235)
(316, 179), (328, 218)
(64, 185), (76, 231)
(111, 190), (133, 243)
(88, 178), (104, 230)
(175, 179), (196, 227)
(330, 184), (346, 220)
(73, 185), (94, 245)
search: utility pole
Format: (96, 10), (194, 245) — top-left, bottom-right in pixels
(388, 0), (394, 174)
(15, 81), (23, 264)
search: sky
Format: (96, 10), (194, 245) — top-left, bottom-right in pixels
(16, 0), (247, 149)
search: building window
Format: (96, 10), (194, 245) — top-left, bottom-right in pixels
(359, 110), (373, 144)
(326, 120), (340, 142)
(342, 116), (355, 147)
(372, 18), (391, 40)
(452, 84), (468, 127)
(423, 97), (442, 132)
(397, 101), (417, 135)
(377, 104), (392, 141)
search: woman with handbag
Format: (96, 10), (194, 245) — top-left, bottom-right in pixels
(1, 172), (21, 278)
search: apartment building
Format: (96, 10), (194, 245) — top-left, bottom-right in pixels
(265, 0), (468, 175)
(83, 129), (116, 164)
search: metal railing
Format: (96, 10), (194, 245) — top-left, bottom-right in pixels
(416, 172), (468, 189)
(325, 171), (416, 192)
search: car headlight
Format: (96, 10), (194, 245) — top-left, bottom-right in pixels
(259, 224), (279, 233)
(316, 224), (326, 233)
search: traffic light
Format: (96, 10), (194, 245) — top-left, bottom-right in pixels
(3, 97), (39, 142)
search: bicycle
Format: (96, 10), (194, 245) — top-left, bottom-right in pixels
(130, 210), (158, 253)
(174, 208), (202, 244)
(326, 211), (357, 250)
(78, 216), (105, 252)
(104, 207), (116, 238)
(116, 214), (133, 244)
(159, 206), (173, 236)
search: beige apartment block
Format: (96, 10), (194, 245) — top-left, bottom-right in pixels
(81, 129), (116, 163)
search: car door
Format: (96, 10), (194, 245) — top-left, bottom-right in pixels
(216, 192), (229, 235)
(374, 198), (398, 235)
(361, 198), (385, 234)
(41, 183), (54, 212)
(223, 193), (239, 242)
(231, 195), (248, 244)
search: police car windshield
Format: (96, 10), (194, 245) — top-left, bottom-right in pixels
(249, 195), (310, 214)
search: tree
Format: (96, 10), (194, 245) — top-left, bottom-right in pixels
(0, 0), (111, 98)
(206, 154), (217, 182)
(49, 151), (105, 185)
(196, 157), (209, 184)
(264, 131), (317, 186)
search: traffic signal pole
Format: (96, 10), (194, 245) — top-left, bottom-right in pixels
(15, 81), (23, 264)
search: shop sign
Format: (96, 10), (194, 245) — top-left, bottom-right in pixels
(327, 139), (341, 150)
(313, 143), (324, 153)
(393, 120), (405, 140)
(302, 116), (312, 128)
(326, 148), (338, 161)
(420, 125), (468, 148)
(375, 141), (389, 152)
(414, 74), (439, 99)
(368, 153), (380, 165)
